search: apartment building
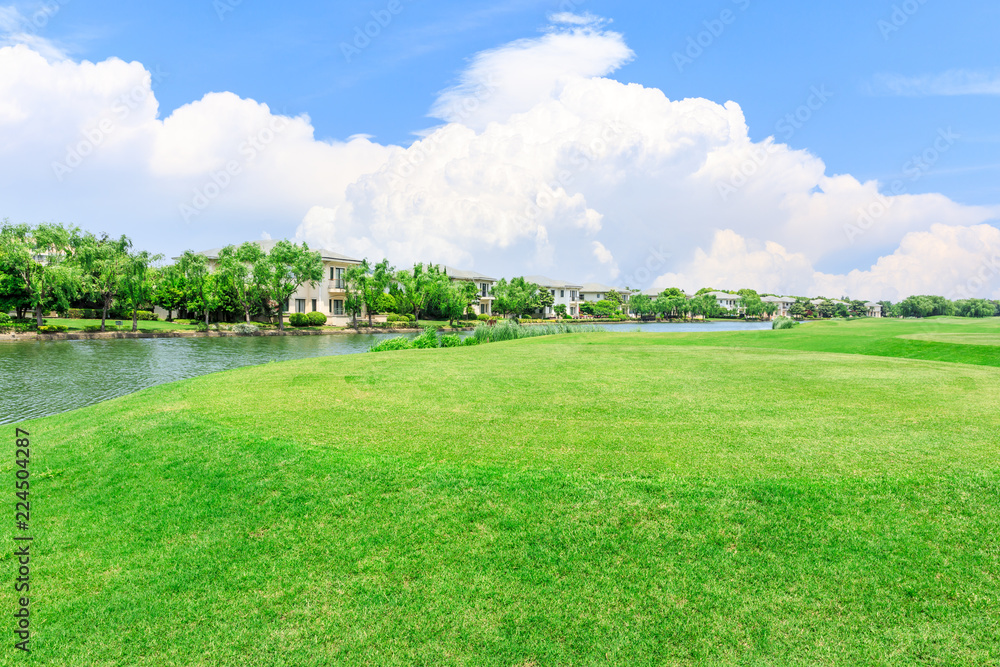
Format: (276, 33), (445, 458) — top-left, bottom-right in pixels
(444, 267), (496, 316)
(523, 275), (583, 318)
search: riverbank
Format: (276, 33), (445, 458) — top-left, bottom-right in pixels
(0, 325), (476, 342)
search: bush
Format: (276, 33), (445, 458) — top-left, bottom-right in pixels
(440, 334), (462, 348)
(232, 323), (261, 336)
(368, 337), (413, 353)
(288, 313), (310, 327)
(411, 327), (440, 349)
(462, 336), (480, 346)
(195, 322), (209, 332)
(386, 313), (413, 324)
(38, 325), (69, 333)
(477, 314), (491, 321)
(306, 311), (327, 326)
(772, 316), (798, 330)
(65, 308), (94, 319)
(132, 310), (158, 321)
(82, 325), (102, 332)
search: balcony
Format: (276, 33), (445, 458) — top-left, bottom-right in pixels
(329, 280), (348, 291)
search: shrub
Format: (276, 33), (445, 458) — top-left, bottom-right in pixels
(440, 334), (462, 348)
(132, 310), (158, 321)
(288, 313), (310, 327)
(462, 336), (480, 346)
(232, 323), (261, 336)
(368, 337), (413, 353)
(411, 327), (440, 349)
(477, 314), (491, 321)
(306, 311), (327, 326)
(38, 325), (69, 333)
(195, 322), (209, 332)
(772, 316), (798, 330)
(82, 325), (102, 332)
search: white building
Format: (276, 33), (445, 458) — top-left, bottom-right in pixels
(865, 302), (883, 318)
(186, 240), (364, 325)
(705, 291), (742, 312)
(444, 267), (496, 316)
(579, 283), (632, 310)
(761, 296), (797, 317)
(524, 276), (583, 318)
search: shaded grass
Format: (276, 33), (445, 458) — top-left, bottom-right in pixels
(6, 318), (1000, 664)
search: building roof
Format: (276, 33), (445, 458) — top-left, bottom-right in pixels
(579, 283), (632, 295)
(761, 296), (797, 303)
(865, 301), (882, 308)
(186, 239), (362, 264)
(523, 275), (583, 290)
(443, 266), (497, 282)
(706, 291), (741, 299)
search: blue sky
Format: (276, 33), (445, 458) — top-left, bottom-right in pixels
(2, 0), (999, 298)
(45, 0), (998, 204)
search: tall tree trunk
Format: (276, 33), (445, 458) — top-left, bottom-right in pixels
(245, 308), (251, 323)
(132, 311), (139, 333)
(35, 304), (43, 328)
(205, 308), (210, 328)
(101, 302), (109, 332)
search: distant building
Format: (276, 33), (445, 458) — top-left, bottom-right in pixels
(705, 291), (742, 312)
(184, 240), (363, 325)
(524, 275), (583, 318)
(865, 302), (883, 318)
(444, 266), (496, 316)
(761, 296), (797, 318)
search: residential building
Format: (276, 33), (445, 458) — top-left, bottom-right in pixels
(444, 266), (496, 316)
(761, 296), (797, 317)
(705, 291), (742, 312)
(523, 275), (583, 318)
(865, 302), (883, 318)
(186, 240), (364, 325)
(579, 283), (632, 309)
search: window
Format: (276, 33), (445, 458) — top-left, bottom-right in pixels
(580, 294), (586, 301)
(551, 290), (556, 296)
(335, 268), (346, 289)
(560, 290), (565, 298)
(329, 299), (332, 313)
(330, 267), (335, 280)
(571, 291), (577, 301)
(570, 306), (576, 315)
(312, 299), (317, 312)
(333, 300), (344, 316)
(480, 282), (488, 297)
(284, 299), (290, 312)
(480, 304), (488, 315)
(295, 299), (306, 314)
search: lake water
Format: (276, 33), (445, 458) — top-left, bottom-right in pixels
(0, 321), (771, 424)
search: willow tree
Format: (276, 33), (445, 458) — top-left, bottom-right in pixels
(0, 222), (80, 327)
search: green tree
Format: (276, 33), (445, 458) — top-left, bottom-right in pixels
(438, 278), (479, 326)
(177, 251), (210, 326)
(119, 250), (163, 332)
(218, 242), (266, 323)
(152, 263), (186, 321)
(347, 258), (396, 328)
(789, 301), (807, 319)
(77, 232), (131, 331)
(629, 293), (654, 319)
(492, 277), (540, 319)
(254, 241), (324, 331)
(395, 263), (443, 324)
(535, 285), (555, 318)
(554, 303), (568, 318)
(0, 222), (80, 327)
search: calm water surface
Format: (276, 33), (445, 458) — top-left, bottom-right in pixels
(0, 321), (770, 423)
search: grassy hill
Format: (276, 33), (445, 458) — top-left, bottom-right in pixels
(6, 318), (1000, 665)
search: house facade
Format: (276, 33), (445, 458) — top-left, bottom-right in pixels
(579, 283), (632, 311)
(189, 240), (364, 326)
(444, 266), (496, 316)
(865, 302), (883, 318)
(761, 296), (797, 318)
(524, 275), (583, 318)
(706, 291), (742, 312)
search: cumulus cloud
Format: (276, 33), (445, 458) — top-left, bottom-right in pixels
(2, 17), (999, 300)
(655, 225), (1000, 301)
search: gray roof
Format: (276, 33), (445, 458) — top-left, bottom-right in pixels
(761, 296), (797, 303)
(706, 291), (741, 299)
(865, 302), (882, 308)
(523, 275), (583, 290)
(579, 283), (632, 295)
(444, 266), (497, 282)
(188, 239), (362, 264)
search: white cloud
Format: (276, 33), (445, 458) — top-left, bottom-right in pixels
(0, 4), (68, 61)
(2, 18), (1000, 301)
(655, 225), (1000, 301)
(870, 69), (1000, 97)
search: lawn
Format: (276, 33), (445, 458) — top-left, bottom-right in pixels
(6, 317), (1000, 665)
(45, 318), (200, 332)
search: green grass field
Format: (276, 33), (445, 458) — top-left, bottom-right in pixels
(5, 317), (1000, 665)
(45, 318), (200, 332)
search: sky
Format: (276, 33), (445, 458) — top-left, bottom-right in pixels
(1, 0), (999, 300)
